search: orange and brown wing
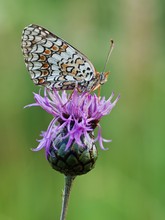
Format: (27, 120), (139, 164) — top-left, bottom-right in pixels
(21, 24), (96, 91)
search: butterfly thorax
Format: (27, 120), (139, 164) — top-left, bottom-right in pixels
(76, 71), (109, 92)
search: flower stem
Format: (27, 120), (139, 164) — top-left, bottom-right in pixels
(60, 175), (75, 220)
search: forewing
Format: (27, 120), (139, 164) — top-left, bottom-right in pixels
(21, 24), (96, 90)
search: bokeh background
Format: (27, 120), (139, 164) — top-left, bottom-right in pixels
(0, 0), (165, 219)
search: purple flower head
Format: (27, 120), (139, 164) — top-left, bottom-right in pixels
(26, 89), (119, 156)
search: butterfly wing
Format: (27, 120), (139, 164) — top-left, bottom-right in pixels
(21, 24), (96, 91)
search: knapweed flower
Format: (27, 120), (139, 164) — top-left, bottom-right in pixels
(26, 89), (119, 176)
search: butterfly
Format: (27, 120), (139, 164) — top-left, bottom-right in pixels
(21, 24), (112, 93)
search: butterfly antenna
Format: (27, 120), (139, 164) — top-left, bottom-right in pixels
(102, 39), (114, 72)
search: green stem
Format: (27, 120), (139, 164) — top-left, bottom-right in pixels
(60, 175), (75, 220)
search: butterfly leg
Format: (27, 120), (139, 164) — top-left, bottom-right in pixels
(62, 82), (79, 107)
(97, 86), (101, 98)
(62, 89), (77, 107)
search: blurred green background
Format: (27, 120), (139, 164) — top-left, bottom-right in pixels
(0, 0), (165, 219)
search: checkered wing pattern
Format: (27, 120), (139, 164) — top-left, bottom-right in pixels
(21, 24), (96, 91)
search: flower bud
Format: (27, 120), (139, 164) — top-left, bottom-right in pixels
(47, 128), (98, 176)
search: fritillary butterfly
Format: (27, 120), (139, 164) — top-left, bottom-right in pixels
(21, 24), (110, 92)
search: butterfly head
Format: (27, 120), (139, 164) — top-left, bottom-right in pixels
(99, 71), (109, 85)
(91, 71), (109, 92)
